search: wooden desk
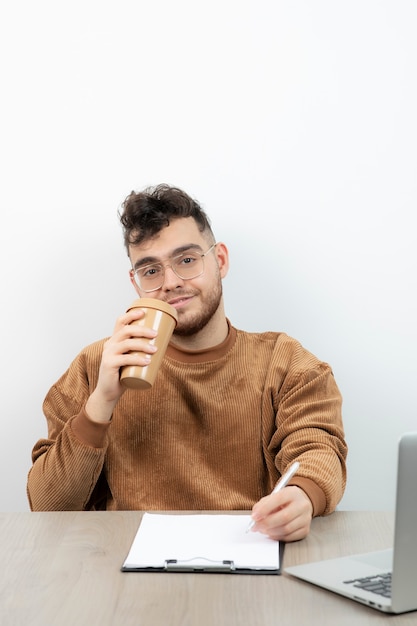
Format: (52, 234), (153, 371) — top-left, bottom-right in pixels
(0, 511), (414, 625)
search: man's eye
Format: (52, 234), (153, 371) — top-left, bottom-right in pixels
(180, 256), (196, 265)
(142, 266), (161, 278)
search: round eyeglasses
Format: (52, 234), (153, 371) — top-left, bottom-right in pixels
(130, 243), (217, 292)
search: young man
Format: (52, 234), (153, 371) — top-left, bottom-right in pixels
(27, 184), (347, 542)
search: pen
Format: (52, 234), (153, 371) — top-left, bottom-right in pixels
(246, 461), (300, 533)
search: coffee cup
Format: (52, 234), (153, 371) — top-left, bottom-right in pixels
(120, 298), (178, 390)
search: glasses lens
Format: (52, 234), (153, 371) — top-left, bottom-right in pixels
(136, 264), (164, 291)
(172, 252), (204, 279)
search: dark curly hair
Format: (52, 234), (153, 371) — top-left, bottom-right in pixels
(119, 184), (215, 252)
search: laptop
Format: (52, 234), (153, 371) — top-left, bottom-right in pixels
(285, 431), (417, 614)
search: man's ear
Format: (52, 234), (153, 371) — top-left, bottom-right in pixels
(129, 269), (141, 295)
(214, 242), (229, 279)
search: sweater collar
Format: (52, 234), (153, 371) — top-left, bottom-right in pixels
(166, 319), (237, 364)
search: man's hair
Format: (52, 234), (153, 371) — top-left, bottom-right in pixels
(119, 184), (214, 252)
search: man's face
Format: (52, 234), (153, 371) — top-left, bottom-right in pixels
(128, 217), (229, 337)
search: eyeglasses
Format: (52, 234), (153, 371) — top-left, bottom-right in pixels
(130, 243), (217, 292)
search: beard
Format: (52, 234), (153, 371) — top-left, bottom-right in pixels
(172, 280), (223, 337)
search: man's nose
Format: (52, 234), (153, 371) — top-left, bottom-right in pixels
(162, 264), (184, 290)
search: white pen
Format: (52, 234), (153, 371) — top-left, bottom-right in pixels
(246, 461), (300, 533)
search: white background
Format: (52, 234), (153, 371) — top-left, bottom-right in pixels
(1, 1), (416, 512)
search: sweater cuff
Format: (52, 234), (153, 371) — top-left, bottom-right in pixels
(70, 405), (111, 449)
(289, 476), (326, 517)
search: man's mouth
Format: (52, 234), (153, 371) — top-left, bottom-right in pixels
(167, 295), (194, 309)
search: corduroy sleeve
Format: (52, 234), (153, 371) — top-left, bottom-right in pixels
(27, 340), (111, 511)
(267, 339), (347, 516)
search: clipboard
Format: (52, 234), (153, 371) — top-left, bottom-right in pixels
(121, 513), (282, 574)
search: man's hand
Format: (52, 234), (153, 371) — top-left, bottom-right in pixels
(249, 486), (313, 542)
(86, 307), (158, 423)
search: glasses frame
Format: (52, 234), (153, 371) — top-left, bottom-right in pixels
(130, 243), (217, 293)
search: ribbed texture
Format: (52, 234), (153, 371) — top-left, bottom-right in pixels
(27, 326), (347, 515)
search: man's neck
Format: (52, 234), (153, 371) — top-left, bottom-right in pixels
(170, 311), (229, 352)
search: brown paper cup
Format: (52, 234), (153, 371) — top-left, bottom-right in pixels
(120, 298), (178, 390)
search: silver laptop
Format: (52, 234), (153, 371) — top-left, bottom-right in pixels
(285, 431), (417, 614)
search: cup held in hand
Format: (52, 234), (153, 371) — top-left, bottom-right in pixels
(120, 298), (178, 390)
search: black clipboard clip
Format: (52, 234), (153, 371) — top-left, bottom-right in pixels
(165, 557), (236, 572)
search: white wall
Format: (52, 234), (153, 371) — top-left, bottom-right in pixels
(1, 1), (416, 512)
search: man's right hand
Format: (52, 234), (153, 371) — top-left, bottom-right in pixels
(85, 307), (158, 423)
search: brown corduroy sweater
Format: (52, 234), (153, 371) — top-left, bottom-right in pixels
(27, 323), (347, 515)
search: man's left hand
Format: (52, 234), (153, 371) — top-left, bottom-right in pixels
(249, 486), (313, 542)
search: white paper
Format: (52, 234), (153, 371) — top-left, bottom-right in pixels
(122, 513), (279, 571)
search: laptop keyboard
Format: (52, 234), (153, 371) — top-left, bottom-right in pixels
(344, 573), (392, 598)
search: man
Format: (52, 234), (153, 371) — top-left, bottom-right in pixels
(27, 184), (347, 542)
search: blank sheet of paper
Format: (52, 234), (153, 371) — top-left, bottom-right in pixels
(122, 513), (280, 572)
